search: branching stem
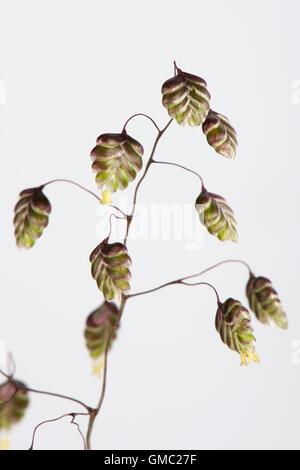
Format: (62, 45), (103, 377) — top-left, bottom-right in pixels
(152, 160), (205, 189)
(86, 295), (127, 450)
(43, 178), (102, 202)
(16, 115), (252, 450)
(85, 118), (173, 449)
(0, 367), (92, 412)
(127, 259), (252, 299)
(84, 119), (252, 449)
(42, 178), (127, 218)
(29, 412), (89, 450)
(122, 113), (161, 133)
(124, 118), (173, 245)
(180, 281), (220, 304)
(107, 213), (128, 240)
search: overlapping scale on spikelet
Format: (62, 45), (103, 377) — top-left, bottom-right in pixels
(0, 380), (29, 430)
(215, 298), (258, 366)
(195, 188), (237, 242)
(161, 70), (210, 126)
(91, 132), (143, 192)
(13, 187), (51, 249)
(246, 275), (288, 329)
(202, 110), (237, 159)
(84, 301), (119, 359)
(90, 239), (131, 301)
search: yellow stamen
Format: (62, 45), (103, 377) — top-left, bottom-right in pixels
(240, 349), (260, 367)
(240, 352), (248, 367)
(100, 190), (112, 205)
(92, 356), (105, 378)
(0, 436), (10, 450)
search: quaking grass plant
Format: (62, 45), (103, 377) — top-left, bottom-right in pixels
(2, 62), (287, 450)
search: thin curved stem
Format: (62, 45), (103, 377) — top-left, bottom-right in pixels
(109, 205), (128, 218)
(122, 113), (161, 133)
(86, 295), (127, 450)
(42, 178), (127, 218)
(85, 118), (173, 449)
(7, 353), (16, 377)
(124, 118), (173, 245)
(23, 387), (92, 412)
(127, 259), (252, 299)
(181, 259), (253, 281)
(127, 279), (221, 303)
(174, 61), (182, 75)
(179, 281), (220, 304)
(152, 160), (205, 189)
(0, 368), (92, 412)
(42, 178), (101, 203)
(0, 367), (11, 380)
(107, 213), (128, 240)
(1, 367), (92, 449)
(128, 280), (178, 299)
(29, 412), (89, 450)
(173, 60), (177, 76)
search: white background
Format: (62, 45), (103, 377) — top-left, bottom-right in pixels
(0, 0), (299, 450)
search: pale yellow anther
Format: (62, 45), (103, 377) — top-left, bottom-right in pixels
(92, 356), (105, 378)
(0, 436), (10, 451)
(240, 349), (259, 367)
(100, 190), (112, 205)
(240, 352), (248, 367)
(252, 350), (260, 363)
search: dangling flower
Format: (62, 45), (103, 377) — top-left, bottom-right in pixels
(202, 110), (238, 159)
(92, 356), (105, 378)
(195, 188), (238, 242)
(215, 298), (259, 366)
(84, 301), (119, 375)
(161, 67), (210, 126)
(13, 187), (51, 249)
(0, 434), (10, 450)
(91, 132), (143, 193)
(100, 190), (112, 205)
(89, 239), (131, 301)
(246, 275), (288, 329)
(0, 380), (29, 431)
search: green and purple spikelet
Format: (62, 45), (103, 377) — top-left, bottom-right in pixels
(161, 68), (210, 126)
(0, 380), (29, 430)
(246, 275), (288, 329)
(215, 298), (259, 366)
(202, 110), (238, 159)
(84, 301), (119, 360)
(195, 188), (237, 242)
(91, 132), (143, 192)
(13, 187), (51, 249)
(90, 239), (131, 301)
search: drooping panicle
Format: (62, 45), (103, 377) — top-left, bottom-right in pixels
(0, 380), (29, 430)
(91, 132), (143, 193)
(84, 301), (119, 360)
(246, 275), (288, 329)
(195, 188), (238, 242)
(215, 298), (259, 366)
(13, 187), (51, 249)
(89, 239), (131, 301)
(202, 110), (238, 159)
(161, 68), (210, 126)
